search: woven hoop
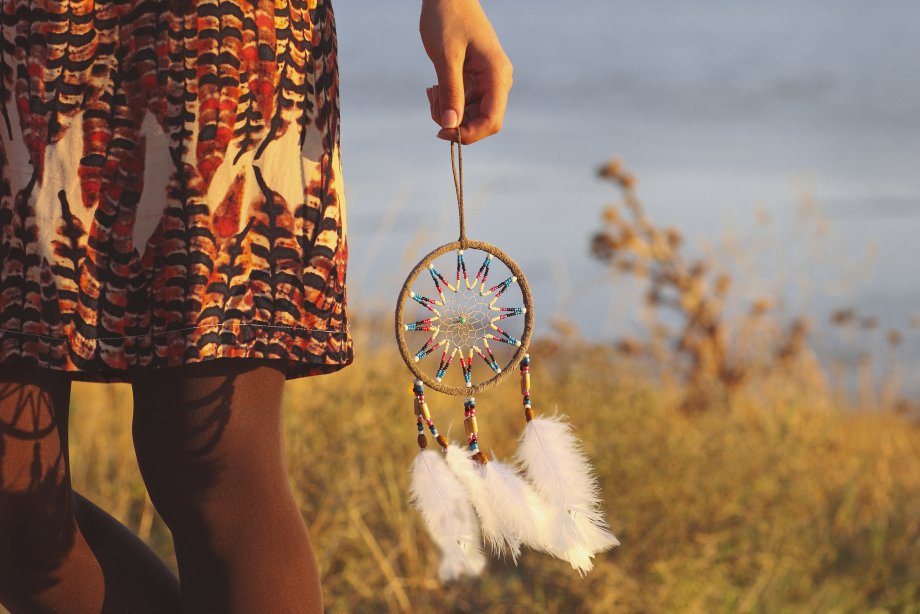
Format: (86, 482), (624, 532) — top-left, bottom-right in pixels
(395, 239), (534, 396)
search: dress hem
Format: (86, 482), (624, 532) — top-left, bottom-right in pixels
(0, 321), (354, 383)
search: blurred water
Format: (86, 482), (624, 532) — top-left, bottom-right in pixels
(333, 0), (920, 390)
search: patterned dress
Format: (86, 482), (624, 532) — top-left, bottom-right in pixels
(0, 0), (352, 382)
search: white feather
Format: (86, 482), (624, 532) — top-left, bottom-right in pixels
(479, 457), (554, 562)
(444, 444), (522, 560)
(410, 449), (487, 581)
(515, 415), (620, 574)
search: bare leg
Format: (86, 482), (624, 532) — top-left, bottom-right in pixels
(131, 357), (323, 614)
(0, 364), (104, 613)
(0, 362), (181, 613)
(73, 492), (182, 612)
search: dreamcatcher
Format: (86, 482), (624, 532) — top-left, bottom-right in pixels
(395, 133), (619, 582)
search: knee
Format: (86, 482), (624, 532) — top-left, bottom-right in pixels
(132, 433), (257, 541)
(131, 445), (211, 538)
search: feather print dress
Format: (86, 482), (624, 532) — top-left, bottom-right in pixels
(0, 0), (352, 382)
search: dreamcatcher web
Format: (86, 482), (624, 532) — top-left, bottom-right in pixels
(403, 249), (526, 388)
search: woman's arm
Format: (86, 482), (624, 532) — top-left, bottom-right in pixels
(419, 0), (513, 144)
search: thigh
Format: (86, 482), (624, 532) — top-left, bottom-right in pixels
(0, 364), (74, 569)
(130, 358), (289, 520)
(0, 363), (72, 495)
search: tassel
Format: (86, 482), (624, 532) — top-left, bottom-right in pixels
(515, 415), (620, 575)
(410, 449), (487, 581)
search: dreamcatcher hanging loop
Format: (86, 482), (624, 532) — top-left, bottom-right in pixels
(451, 136), (467, 244)
(395, 131), (535, 395)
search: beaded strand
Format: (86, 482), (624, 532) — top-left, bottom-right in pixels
(456, 250), (470, 289)
(520, 354), (534, 422)
(464, 396), (489, 464)
(473, 253), (492, 294)
(429, 264), (456, 295)
(464, 397), (479, 452)
(414, 379), (447, 450)
(436, 344), (458, 381)
(482, 275), (517, 299)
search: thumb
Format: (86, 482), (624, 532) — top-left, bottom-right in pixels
(434, 49), (465, 130)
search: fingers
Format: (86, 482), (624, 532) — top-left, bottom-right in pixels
(426, 56), (513, 144)
(431, 48), (465, 130)
(438, 81), (508, 144)
(426, 86), (439, 125)
(429, 70), (511, 144)
(437, 100), (481, 143)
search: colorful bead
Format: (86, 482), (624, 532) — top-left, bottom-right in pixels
(410, 292), (442, 313)
(521, 372), (531, 395)
(436, 346), (458, 381)
(464, 396), (480, 449)
(490, 309), (524, 322)
(459, 350), (473, 386)
(405, 317), (437, 332)
(429, 264), (456, 293)
(428, 265), (448, 301)
(473, 345), (501, 373)
(519, 355), (535, 423)
(455, 251), (469, 289)
(474, 253), (493, 294)
(486, 326), (521, 346)
(415, 337), (446, 362)
(482, 338), (501, 372)
(412, 379), (442, 448)
(457, 251), (471, 289)
(483, 275), (516, 298)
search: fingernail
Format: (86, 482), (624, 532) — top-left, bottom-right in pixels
(441, 109), (458, 129)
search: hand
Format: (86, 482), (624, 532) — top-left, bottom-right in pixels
(419, 0), (513, 144)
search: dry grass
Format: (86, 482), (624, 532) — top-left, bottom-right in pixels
(59, 320), (920, 613)
(49, 158), (920, 613)
(589, 158), (916, 415)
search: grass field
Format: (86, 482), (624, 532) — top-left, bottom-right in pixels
(56, 319), (920, 614)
